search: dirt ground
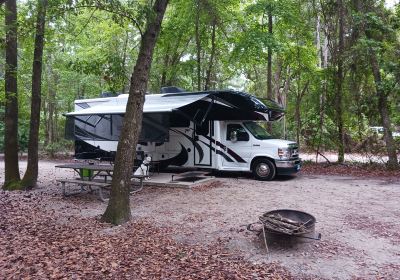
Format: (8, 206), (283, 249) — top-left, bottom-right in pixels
(1, 160), (400, 279)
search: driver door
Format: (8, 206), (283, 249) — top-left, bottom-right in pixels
(221, 123), (252, 168)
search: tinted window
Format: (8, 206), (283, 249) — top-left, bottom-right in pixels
(64, 117), (75, 140)
(227, 124), (249, 141)
(243, 121), (272, 140)
(170, 112), (190, 127)
(196, 122), (209, 136)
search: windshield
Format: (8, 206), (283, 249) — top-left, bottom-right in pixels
(243, 121), (273, 140)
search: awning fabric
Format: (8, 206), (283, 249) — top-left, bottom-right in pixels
(66, 93), (209, 116)
(65, 90), (285, 121)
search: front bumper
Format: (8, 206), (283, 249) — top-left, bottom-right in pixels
(275, 158), (301, 175)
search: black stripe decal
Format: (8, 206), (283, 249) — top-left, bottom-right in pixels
(226, 148), (246, 163)
(198, 139), (234, 163)
(157, 143), (188, 166)
(171, 129), (204, 163)
(216, 150), (234, 162)
(203, 135), (246, 163)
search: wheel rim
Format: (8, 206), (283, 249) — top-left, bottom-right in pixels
(256, 163), (270, 177)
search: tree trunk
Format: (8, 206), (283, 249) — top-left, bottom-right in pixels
(281, 67), (291, 139)
(54, 103), (58, 142)
(322, 32), (329, 67)
(350, 0), (363, 141)
(42, 97), (48, 146)
(102, 0), (169, 225)
(121, 31), (130, 94)
(295, 95), (301, 145)
(47, 69), (57, 145)
(369, 53), (399, 169)
(274, 59), (282, 102)
(295, 81), (309, 145)
(48, 99), (54, 144)
(161, 53), (169, 87)
(335, 0), (345, 163)
(195, 0), (201, 91)
(316, 33), (329, 161)
(21, 0), (48, 188)
(358, 0), (398, 169)
(3, 0), (20, 190)
(267, 9), (273, 133)
(204, 18), (216, 90)
(316, 14), (322, 68)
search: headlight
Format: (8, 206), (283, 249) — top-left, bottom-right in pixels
(278, 148), (290, 159)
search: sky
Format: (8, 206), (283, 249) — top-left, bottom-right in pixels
(385, 0), (399, 8)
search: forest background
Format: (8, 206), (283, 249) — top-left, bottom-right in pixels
(1, 0), (399, 166)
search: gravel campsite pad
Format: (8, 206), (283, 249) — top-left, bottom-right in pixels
(1, 160), (400, 279)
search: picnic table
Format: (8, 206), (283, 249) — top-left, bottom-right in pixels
(55, 163), (145, 201)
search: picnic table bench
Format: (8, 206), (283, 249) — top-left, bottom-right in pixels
(57, 179), (111, 202)
(55, 163), (146, 202)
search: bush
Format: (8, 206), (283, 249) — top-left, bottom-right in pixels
(42, 140), (74, 158)
(0, 118), (29, 153)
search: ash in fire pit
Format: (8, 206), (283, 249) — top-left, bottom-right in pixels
(248, 209), (321, 252)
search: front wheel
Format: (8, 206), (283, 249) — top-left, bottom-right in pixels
(252, 159), (276, 181)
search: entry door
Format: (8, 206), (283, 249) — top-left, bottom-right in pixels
(193, 121), (213, 167)
(221, 123), (252, 168)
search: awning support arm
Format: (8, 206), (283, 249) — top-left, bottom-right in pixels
(200, 96), (215, 125)
(68, 116), (97, 128)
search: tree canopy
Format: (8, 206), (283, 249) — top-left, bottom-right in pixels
(0, 0), (399, 167)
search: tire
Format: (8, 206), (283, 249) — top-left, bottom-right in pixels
(252, 158), (276, 181)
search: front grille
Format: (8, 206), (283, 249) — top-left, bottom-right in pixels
(288, 144), (299, 159)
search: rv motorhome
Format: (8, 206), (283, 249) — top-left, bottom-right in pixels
(65, 88), (301, 180)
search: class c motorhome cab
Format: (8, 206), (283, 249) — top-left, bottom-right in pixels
(65, 88), (301, 180)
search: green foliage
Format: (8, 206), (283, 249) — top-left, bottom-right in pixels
(42, 139), (73, 158)
(2, 0), (399, 159)
(0, 116), (29, 153)
(18, 120), (29, 153)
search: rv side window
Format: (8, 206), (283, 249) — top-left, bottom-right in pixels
(195, 121), (209, 136)
(65, 117), (75, 140)
(170, 113), (190, 127)
(227, 124), (249, 141)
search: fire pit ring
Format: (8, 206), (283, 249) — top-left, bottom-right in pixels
(259, 209), (316, 236)
(247, 209), (321, 251)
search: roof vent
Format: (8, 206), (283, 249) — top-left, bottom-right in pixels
(160, 86), (186, 94)
(100, 91), (118, 98)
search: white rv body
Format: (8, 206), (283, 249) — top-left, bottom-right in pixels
(66, 90), (301, 180)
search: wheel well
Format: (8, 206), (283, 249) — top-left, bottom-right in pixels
(250, 156), (276, 170)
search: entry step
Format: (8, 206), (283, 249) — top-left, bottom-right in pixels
(171, 171), (210, 183)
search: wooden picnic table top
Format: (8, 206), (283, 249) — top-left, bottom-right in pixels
(55, 163), (114, 171)
(55, 163), (146, 201)
(55, 163), (147, 179)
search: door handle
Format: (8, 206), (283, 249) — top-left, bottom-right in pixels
(253, 144), (260, 147)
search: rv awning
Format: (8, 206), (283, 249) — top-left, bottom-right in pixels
(66, 93), (210, 116)
(65, 90), (285, 121)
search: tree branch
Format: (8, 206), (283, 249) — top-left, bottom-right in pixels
(50, 3), (144, 37)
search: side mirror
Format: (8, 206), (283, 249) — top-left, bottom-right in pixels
(230, 130), (237, 142)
